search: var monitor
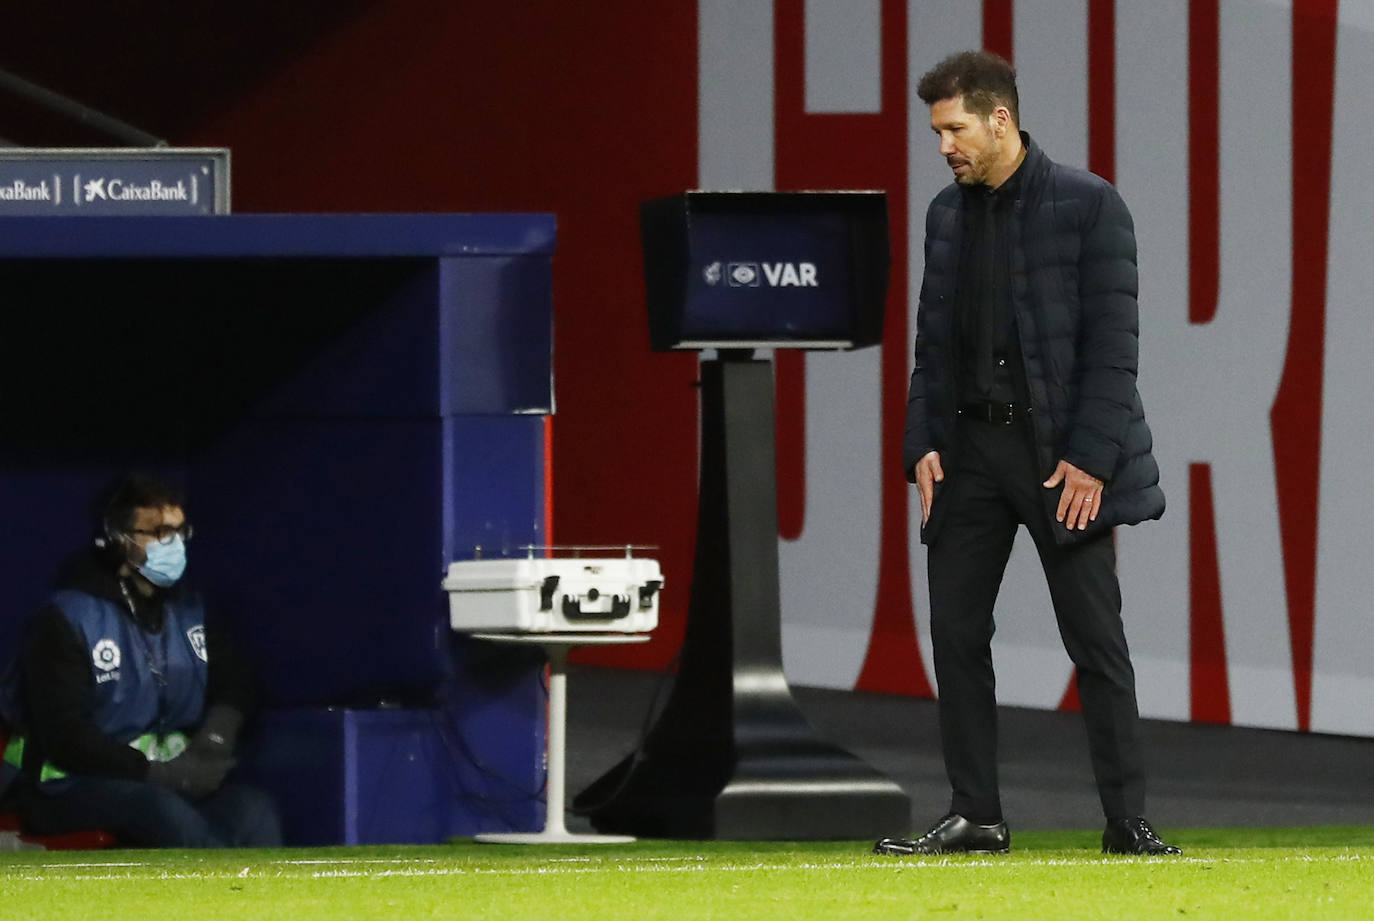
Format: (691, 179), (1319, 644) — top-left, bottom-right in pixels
(642, 191), (889, 351)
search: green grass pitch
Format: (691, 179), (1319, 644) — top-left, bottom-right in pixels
(3, 827), (1373, 920)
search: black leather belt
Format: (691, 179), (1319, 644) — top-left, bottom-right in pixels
(958, 401), (1030, 424)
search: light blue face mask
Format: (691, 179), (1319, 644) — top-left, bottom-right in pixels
(138, 534), (187, 588)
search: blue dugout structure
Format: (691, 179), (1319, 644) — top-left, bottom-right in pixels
(0, 214), (555, 843)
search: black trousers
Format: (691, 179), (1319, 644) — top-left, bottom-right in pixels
(17, 777), (282, 848)
(926, 416), (1145, 823)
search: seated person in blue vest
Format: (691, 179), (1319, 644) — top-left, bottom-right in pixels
(4, 473), (282, 847)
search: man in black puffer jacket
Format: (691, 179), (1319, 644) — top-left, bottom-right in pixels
(873, 51), (1178, 859)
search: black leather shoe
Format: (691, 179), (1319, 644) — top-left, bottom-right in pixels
(1102, 817), (1182, 855)
(874, 813), (1010, 856)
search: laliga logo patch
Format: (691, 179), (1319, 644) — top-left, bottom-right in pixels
(92, 638), (121, 672)
(186, 625), (208, 663)
(703, 261), (723, 285)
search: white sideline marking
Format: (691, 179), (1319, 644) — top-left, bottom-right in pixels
(8, 851), (1374, 882)
(274, 857), (440, 865)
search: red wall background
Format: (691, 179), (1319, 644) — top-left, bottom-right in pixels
(190, 2), (706, 671)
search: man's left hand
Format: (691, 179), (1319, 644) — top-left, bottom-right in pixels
(1043, 460), (1104, 531)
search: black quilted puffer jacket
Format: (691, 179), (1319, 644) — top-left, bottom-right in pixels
(904, 134), (1165, 545)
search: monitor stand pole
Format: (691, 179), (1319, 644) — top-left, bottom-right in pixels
(574, 352), (910, 839)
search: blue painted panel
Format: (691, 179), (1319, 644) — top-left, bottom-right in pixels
(441, 257), (554, 414)
(0, 213), (555, 259)
(242, 694), (545, 845)
(190, 418), (452, 706)
(239, 709), (352, 845)
(0, 258), (551, 430)
(0, 257), (439, 432)
(0, 214), (555, 844)
(246, 254), (554, 419)
(243, 261), (447, 419)
(444, 416), (547, 562)
(191, 415), (547, 706)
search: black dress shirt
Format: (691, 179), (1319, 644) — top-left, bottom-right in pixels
(956, 153), (1029, 405)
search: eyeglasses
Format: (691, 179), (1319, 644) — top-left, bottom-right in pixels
(123, 524), (194, 545)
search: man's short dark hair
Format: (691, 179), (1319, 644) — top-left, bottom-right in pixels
(96, 472), (185, 536)
(917, 50), (1019, 126)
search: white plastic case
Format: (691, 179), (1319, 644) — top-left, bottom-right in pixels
(443, 556), (662, 633)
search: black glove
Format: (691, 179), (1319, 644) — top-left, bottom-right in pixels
(146, 748), (234, 799)
(146, 706), (244, 798)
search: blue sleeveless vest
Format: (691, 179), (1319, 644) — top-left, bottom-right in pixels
(49, 588), (209, 745)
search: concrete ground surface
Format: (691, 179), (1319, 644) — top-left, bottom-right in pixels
(563, 664), (1374, 836)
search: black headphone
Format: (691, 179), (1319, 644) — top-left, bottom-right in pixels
(93, 526), (120, 552)
(93, 497), (128, 554)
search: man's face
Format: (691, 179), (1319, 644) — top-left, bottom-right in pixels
(122, 504), (186, 568)
(929, 95), (1002, 187)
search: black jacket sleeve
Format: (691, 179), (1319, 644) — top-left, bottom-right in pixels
(21, 606), (150, 781)
(203, 611), (256, 724)
(1063, 182), (1141, 482)
(903, 198), (947, 481)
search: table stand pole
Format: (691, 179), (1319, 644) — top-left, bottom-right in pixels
(475, 638), (637, 844)
(544, 647), (569, 835)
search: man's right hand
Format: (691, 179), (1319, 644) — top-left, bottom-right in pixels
(915, 451), (944, 525)
(147, 749), (234, 800)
